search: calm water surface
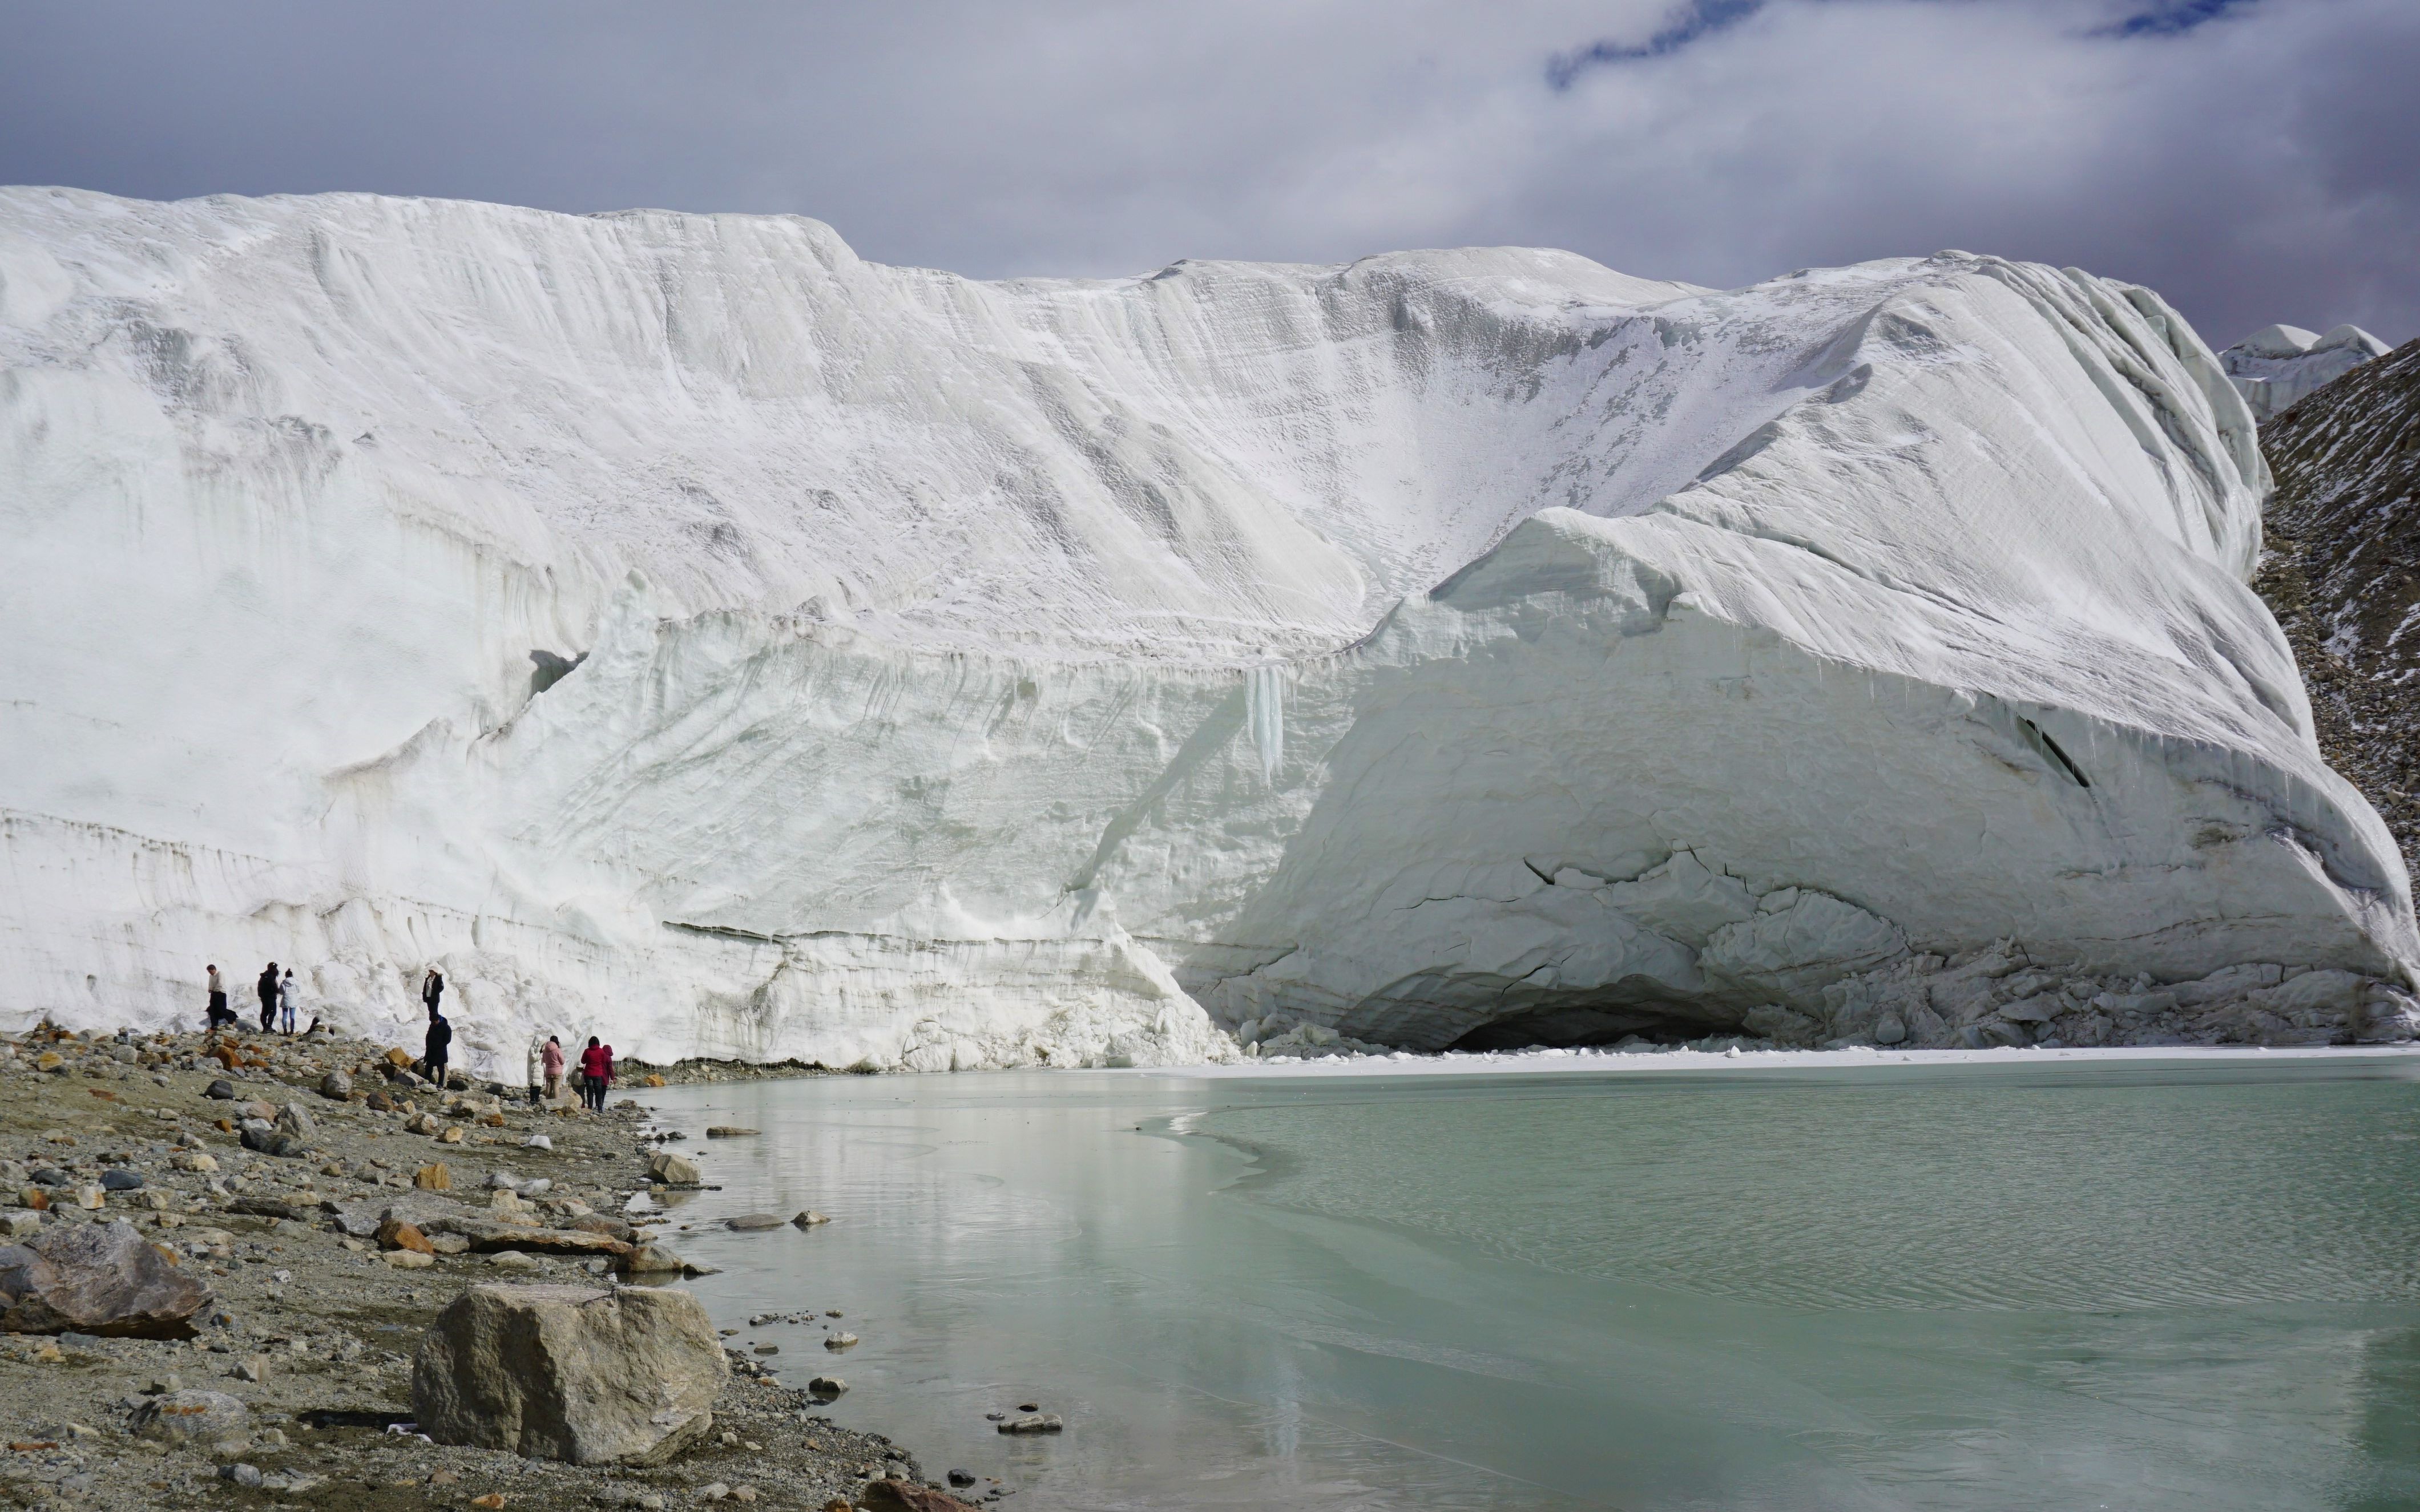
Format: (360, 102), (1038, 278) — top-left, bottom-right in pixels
(640, 1059), (2420, 1510)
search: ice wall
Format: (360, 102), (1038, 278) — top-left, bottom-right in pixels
(2, 189), (2410, 1070)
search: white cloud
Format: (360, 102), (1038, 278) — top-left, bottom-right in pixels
(0, 0), (2411, 343)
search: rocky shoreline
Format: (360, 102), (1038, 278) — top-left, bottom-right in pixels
(0, 1025), (978, 1511)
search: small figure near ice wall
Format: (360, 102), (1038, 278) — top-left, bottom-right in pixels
(421, 967), (445, 1021)
(279, 968), (298, 1035)
(540, 1034), (565, 1104)
(424, 1010), (453, 1089)
(203, 964), (233, 1033)
(255, 962), (280, 1032)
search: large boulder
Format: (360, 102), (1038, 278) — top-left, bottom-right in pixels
(128, 1389), (250, 1448)
(644, 1151), (701, 1187)
(239, 1119), (306, 1158)
(412, 1284), (727, 1464)
(0, 1219), (215, 1338)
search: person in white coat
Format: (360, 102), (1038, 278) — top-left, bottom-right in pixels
(279, 968), (300, 1034)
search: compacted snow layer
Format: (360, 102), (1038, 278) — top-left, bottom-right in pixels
(2, 189), (2413, 1073)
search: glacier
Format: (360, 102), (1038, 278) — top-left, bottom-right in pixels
(2221, 322), (2391, 423)
(2, 188), (2414, 1074)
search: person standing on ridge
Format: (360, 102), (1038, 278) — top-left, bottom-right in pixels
(256, 963), (280, 1032)
(424, 1010), (453, 1090)
(421, 968), (445, 1020)
(204, 964), (233, 1033)
(279, 968), (299, 1035)
(542, 1034), (565, 1104)
(578, 1036), (612, 1112)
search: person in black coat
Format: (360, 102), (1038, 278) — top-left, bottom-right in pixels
(421, 968), (445, 1020)
(424, 1012), (453, 1089)
(256, 963), (280, 1032)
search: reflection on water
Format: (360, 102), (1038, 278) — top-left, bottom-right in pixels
(646, 1058), (2420, 1510)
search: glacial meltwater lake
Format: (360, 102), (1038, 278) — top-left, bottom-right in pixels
(639, 1057), (2420, 1510)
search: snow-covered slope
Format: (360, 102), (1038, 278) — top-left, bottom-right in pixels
(2223, 323), (2391, 423)
(3, 189), (2413, 1070)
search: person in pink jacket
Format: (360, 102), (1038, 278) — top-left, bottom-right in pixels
(542, 1035), (566, 1103)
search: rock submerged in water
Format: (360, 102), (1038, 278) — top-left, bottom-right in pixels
(412, 1283), (728, 1465)
(725, 1214), (783, 1232)
(0, 1219), (214, 1339)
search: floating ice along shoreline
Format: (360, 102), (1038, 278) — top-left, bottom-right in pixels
(2221, 322), (2390, 423)
(2, 189), (2414, 1073)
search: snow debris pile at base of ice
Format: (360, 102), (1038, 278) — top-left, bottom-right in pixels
(2, 189), (2415, 1070)
(2221, 322), (2391, 423)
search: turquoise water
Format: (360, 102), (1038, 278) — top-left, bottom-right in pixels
(642, 1059), (2420, 1510)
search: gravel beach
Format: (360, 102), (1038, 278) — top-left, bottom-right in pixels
(0, 1025), (969, 1511)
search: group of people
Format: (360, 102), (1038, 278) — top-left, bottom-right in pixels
(202, 961), (301, 1034)
(203, 960), (616, 1111)
(529, 1032), (618, 1111)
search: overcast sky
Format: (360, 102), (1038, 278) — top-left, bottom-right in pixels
(2, 0), (2413, 346)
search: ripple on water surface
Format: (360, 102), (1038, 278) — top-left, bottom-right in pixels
(1194, 1064), (2420, 1312)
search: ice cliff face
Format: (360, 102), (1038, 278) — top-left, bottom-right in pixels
(2222, 323), (2391, 423)
(3, 189), (2413, 1072)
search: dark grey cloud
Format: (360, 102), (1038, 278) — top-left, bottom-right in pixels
(0, 0), (2410, 346)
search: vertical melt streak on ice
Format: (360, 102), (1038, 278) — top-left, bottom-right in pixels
(1247, 664), (1286, 784)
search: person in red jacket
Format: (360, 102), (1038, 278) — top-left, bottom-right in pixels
(578, 1036), (614, 1113)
